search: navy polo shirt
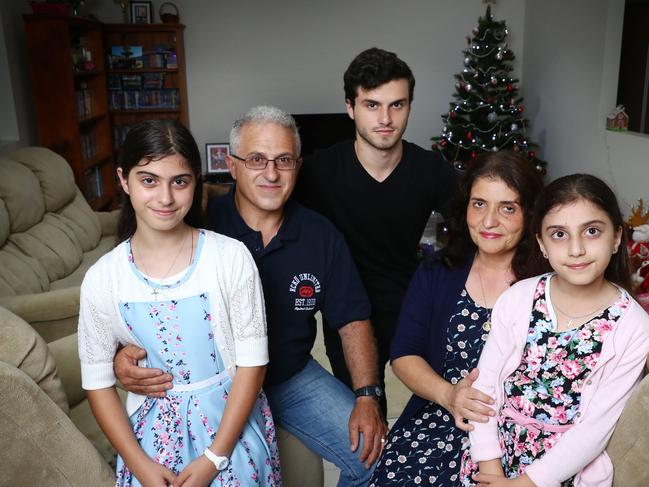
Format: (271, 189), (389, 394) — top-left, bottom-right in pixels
(207, 188), (371, 385)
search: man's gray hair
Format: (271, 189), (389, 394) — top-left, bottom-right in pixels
(230, 105), (301, 156)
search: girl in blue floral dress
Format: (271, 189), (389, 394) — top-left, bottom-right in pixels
(461, 175), (649, 487)
(78, 120), (281, 486)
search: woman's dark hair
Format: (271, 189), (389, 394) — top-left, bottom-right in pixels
(116, 119), (204, 243)
(343, 47), (415, 106)
(439, 151), (543, 281)
(530, 173), (632, 291)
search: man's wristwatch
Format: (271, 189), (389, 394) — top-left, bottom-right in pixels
(204, 448), (229, 471)
(354, 384), (384, 401)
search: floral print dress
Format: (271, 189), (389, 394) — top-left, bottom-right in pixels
(114, 235), (281, 486)
(459, 276), (628, 486)
(370, 289), (490, 486)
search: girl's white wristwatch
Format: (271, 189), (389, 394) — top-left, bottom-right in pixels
(204, 448), (229, 471)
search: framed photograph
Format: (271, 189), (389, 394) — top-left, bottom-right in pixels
(130, 1), (152, 24)
(206, 143), (230, 174)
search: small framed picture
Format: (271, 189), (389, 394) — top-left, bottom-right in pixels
(206, 143), (230, 174)
(130, 1), (152, 24)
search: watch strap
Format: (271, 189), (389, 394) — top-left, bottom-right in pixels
(203, 448), (229, 471)
(354, 384), (383, 399)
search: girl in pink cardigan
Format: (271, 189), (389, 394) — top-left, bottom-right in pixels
(460, 174), (649, 487)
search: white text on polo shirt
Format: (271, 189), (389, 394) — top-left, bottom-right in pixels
(289, 273), (321, 311)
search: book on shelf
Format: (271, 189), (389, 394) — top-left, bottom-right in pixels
(76, 84), (93, 118)
(83, 166), (104, 202)
(109, 46), (143, 69)
(80, 131), (98, 161)
(109, 89), (179, 110)
(113, 125), (133, 152)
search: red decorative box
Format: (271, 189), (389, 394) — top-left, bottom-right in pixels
(31, 2), (72, 16)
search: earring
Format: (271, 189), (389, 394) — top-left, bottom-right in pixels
(542, 252), (548, 259)
(613, 246), (618, 254)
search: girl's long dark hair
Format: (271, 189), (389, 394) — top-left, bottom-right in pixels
(530, 174), (632, 291)
(439, 151), (544, 281)
(116, 119), (204, 243)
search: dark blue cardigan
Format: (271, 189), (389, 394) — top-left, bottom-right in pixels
(389, 253), (473, 432)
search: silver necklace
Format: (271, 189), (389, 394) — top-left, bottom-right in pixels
(133, 228), (192, 301)
(552, 289), (617, 329)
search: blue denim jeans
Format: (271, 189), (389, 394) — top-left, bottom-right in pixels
(264, 358), (374, 487)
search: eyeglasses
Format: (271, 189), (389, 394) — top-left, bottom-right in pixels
(231, 153), (300, 171)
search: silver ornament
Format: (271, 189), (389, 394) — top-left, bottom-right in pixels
(465, 83), (472, 92)
(510, 123), (519, 131)
(492, 146), (498, 152)
(487, 112), (498, 123)
(496, 52), (503, 60)
(464, 57), (471, 66)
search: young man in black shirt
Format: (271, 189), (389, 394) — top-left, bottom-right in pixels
(294, 48), (458, 414)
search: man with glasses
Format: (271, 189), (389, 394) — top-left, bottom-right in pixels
(294, 48), (458, 416)
(114, 106), (387, 485)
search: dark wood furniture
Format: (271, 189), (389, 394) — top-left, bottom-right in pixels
(24, 15), (115, 210)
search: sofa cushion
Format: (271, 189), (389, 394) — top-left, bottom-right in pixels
(58, 190), (102, 252)
(0, 157), (45, 233)
(7, 147), (77, 213)
(0, 242), (49, 296)
(8, 213), (82, 283)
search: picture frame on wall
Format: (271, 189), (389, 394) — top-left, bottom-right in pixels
(130, 1), (152, 24)
(206, 143), (230, 175)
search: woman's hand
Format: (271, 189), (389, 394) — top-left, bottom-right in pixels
(442, 368), (495, 431)
(134, 458), (177, 486)
(173, 455), (217, 487)
(473, 472), (536, 487)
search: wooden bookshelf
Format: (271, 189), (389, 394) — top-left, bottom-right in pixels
(103, 24), (189, 154)
(23, 15), (116, 210)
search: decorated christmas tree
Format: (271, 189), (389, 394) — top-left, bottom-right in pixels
(432, 6), (546, 173)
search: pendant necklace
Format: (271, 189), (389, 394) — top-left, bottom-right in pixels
(552, 289), (617, 330)
(133, 228), (193, 301)
(476, 266), (492, 332)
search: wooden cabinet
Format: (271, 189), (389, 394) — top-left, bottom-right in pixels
(24, 16), (116, 210)
(103, 24), (189, 154)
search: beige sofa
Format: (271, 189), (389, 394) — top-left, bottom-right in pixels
(0, 147), (323, 486)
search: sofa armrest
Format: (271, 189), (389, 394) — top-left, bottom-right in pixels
(607, 374), (649, 486)
(0, 287), (80, 325)
(96, 209), (119, 237)
(0, 362), (114, 486)
(0, 306), (69, 414)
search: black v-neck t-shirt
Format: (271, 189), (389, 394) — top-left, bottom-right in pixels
(294, 139), (458, 319)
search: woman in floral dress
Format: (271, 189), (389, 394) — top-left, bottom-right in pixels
(369, 152), (543, 486)
(78, 120), (281, 486)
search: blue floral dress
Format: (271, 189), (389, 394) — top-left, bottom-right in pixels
(369, 289), (490, 486)
(459, 276), (627, 486)
(114, 237), (281, 486)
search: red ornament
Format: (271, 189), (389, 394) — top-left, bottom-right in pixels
(506, 84), (513, 92)
(513, 145), (520, 152)
(470, 151), (477, 159)
(440, 139), (448, 147)
(517, 106), (524, 113)
(449, 111), (457, 119)
(467, 131), (473, 140)
(528, 151), (536, 158)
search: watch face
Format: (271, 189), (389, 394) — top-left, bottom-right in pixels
(215, 457), (229, 470)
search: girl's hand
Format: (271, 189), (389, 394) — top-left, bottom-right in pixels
(173, 455), (218, 487)
(443, 368), (495, 431)
(135, 459), (176, 486)
(473, 472), (536, 487)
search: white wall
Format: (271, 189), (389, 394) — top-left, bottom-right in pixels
(522, 0), (649, 212)
(0, 0), (37, 152)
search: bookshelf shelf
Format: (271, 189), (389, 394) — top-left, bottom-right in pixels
(104, 23), (189, 151)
